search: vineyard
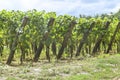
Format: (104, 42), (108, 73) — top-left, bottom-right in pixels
(0, 9), (120, 65)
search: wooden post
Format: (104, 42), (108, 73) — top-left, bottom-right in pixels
(33, 18), (55, 62)
(106, 22), (120, 53)
(57, 20), (76, 59)
(75, 22), (95, 57)
(92, 21), (110, 55)
(6, 17), (28, 65)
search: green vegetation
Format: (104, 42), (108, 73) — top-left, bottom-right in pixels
(0, 9), (120, 65)
(0, 9), (120, 79)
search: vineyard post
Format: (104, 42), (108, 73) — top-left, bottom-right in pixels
(6, 17), (28, 65)
(75, 22), (95, 57)
(92, 21), (110, 56)
(57, 20), (76, 60)
(33, 18), (55, 62)
(106, 22), (120, 53)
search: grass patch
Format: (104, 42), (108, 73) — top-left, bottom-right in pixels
(66, 74), (92, 80)
(6, 77), (17, 80)
(0, 54), (120, 80)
